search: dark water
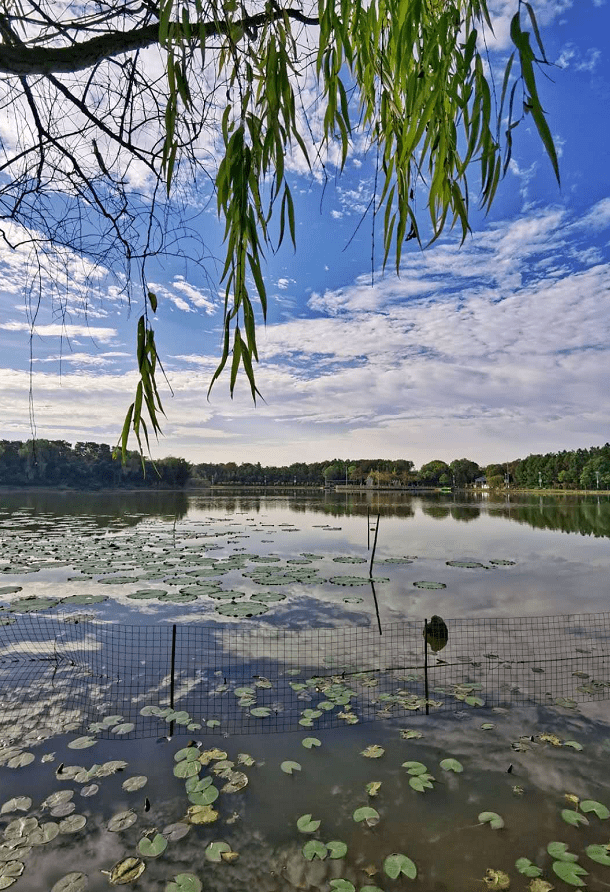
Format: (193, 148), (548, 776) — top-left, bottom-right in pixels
(0, 490), (609, 891)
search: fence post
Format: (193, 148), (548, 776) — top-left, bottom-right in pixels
(424, 618), (429, 716)
(169, 624), (177, 737)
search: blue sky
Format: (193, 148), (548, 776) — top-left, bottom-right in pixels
(0, 0), (609, 469)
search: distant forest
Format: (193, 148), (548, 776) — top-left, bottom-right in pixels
(1, 439), (609, 491)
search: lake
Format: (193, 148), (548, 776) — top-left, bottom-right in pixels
(0, 490), (609, 892)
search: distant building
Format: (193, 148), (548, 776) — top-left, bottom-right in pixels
(474, 476), (488, 489)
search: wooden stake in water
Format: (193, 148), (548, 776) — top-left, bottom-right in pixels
(368, 513), (380, 577)
(169, 623), (177, 737)
(424, 618), (429, 716)
(367, 508), (370, 550)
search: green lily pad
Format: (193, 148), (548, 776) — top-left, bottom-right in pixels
(585, 844), (610, 866)
(61, 595), (107, 605)
(561, 809), (589, 827)
(127, 589), (167, 599)
(402, 761), (427, 775)
(51, 873), (88, 892)
(413, 581), (446, 589)
(58, 815), (86, 834)
(250, 707), (272, 718)
(439, 758), (463, 773)
(409, 774), (434, 792)
(174, 759), (201, 779)
(138, 833), (168, 857)
(326, 840), (348, 859)
(7, 753), (34, 769)
(563, 741), (583, 751)
(188, 786), (219, 806)
(215, 602), (269, 617)
(249, 592), (287, 602)
(552, 861), (588, 886)
(353, 806), (379, 826)
(110, 723), (135, 735)
(204, 841), (232, 862)
(546, 842), (578, 861)
(384, 853), (417, 880)
(478, 811), (504, 830)
(29, 822), (60, 844)
(207, 590), (246, 599)
(515, 858), (542, 878)
(329, 881), (355, 892)
(446, 560), (486, 568)
(302, 738), (321, 749)
(303, 840), (327, 861)
(0, 587), (22, 596)
(165, 875), (202, 892)
(122, 776), (147, 792)
(0, 798), (32, 814)
(280, 761), (301, 774)
(107, 811), (137, 832)
(580, 799), (610, 819)
(68, 737), (97, 750)
(297, 814), (321, 833)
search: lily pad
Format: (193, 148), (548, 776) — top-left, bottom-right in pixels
(515, 858), (543, 878)
(297, 814), (321, 833)
(280, 761), (301, 774)
(302, 738), (321, 749)
(580, 799), (609, 819)
(561, 809), (589, 827)
(303, 840), (328, 861)
(51, 874), (88, 892)
(165, 875), (202, 892)
(68, 737), (97, 750)
(413, 581), (446, 590)
(187, 805), (218, 825)
(547, 842), (578, 862)
(329, 882), (355, 892)
(439, 758), (463, 773)
(109, 858), (146, 885)
(327, 840), (348, 859)
(552, 861), (588, 886)
(402, 761), (427, 776)
(107, 811), (137, 832)
(205, 841), (231, 862)
(478, 812), (504, 830)
(59, 815), (86, 834)
(409, 774), (434, 792)
(384, 854), (417, 880)
(361, 745), (385, 759)
(215, 602), (269, 617)
(353, 807), (379, 826)
(138, 833), (168, 857)
(585, 844), (610, 866)
(0, 798), (31, 815)
(122, 776), (148, 792)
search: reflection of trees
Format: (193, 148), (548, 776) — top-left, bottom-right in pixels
(450, 505), (481, 523)
(487, 498), (610, 539)
(0, 490), (189, 522)
(421, 503), (451, 519)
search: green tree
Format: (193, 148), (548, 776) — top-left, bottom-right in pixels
(418, 460), (450, 486)
(0, 0), (559, 452)
(449, 458), (481, 487)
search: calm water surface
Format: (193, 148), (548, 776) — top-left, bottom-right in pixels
(0, 490), (609, 892)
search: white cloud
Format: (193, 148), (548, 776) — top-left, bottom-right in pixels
(0, 322), (117, 342)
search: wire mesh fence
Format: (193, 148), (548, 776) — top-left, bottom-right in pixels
(0, 612), (608, 738)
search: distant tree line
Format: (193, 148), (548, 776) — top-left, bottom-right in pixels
(1, 440), (609, 491)
(0, 440), (190, 488)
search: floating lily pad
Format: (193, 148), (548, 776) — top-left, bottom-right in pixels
(413, 581), (446, 589)
(552, 861), (588, 886)
(165, 875), (202, 892)
(249, 592), (287, 602)
(561, 809), (589, 827)
(127, 589), (167, 599)
(440, 758), (463, 773)
(110, 723), (135, 735)
(297, 814), (321, 833)
(109, 858), (146, 885)
(59, 815), (86, 834)
(51, 873), (88, 892)
(333, 556), (367, 563)
(281, 760), (301, 774)
(488, 559), (516, 566)
(302, 738), (321, 749)
(353, 807), (379, 826)
(162, 823), (190, 842)
(329, 576), (370, 586)
(0, 798), (31, 815)
(515, 858), (543, 878)
(61, 595), (107, 605)
(68, 737), (97, 750)
(204, 842), (231, 862)
(107, 811), (137, 832)
(157, 592), (198, 603)
(215, 602), (269, 617)
(384, 853), (417, 880)
(138, 833), (168, 857)
(361, 745), (384, 759)
(580, 799), (609, 819)
(446, 560), (486, 568)
(343, 597), (364, 604)
(585, 844), (610, 866)
(302, 840), (328, 861)
(0, 587), (22, 595)
(122, 776), (147, 792)
(187, 805), (218, 825)
(29, 822), (60, 844)
(7, 753), (34, 769)
(478, 811), (504, 830)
